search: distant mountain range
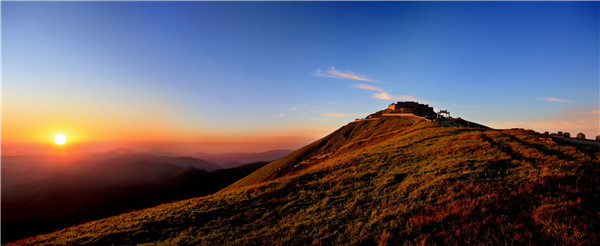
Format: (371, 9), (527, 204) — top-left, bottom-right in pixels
(1, 150), (280, 243)
(91, 148), (293, 166)
(2, 152), (220, 189)
(189, 149), (293, 167)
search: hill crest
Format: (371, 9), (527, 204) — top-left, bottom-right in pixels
(224, 102), (488, 191)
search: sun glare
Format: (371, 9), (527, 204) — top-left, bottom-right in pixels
(55, 134), (67, 145)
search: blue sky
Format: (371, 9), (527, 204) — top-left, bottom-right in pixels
(2, 1), (599, 152)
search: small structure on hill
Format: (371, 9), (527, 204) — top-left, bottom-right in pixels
(355, 102), (489, 128)
(596, 135), (600, 142)
(577, 132), (586, 139)
(563, 132), (570, 138)
(558, 131), (563, 136)
(386, 101), (436, 118)
(438, 109), (451, 119)
(387, 101), (433, 111)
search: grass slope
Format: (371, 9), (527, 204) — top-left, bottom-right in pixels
(224, 117), (427, 191)
(11, 120), (600, 245)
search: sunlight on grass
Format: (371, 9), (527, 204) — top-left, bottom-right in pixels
(14, 121), (600, 245)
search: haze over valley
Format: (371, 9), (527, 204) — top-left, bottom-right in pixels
(2, 149), (291, 242)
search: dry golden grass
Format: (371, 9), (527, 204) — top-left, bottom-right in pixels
(10, 119), (600, 245)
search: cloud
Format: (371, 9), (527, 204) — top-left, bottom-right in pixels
(373, 92), (394, 100)
(373, 92), (424, 102)
(354, 84), (383, 92)
(314, 68), (426, 103)
(354, 83), (425, 102)
(289, 108), (297, 111)
(321, 113), (363, 117)
(543, 97), (571, 102)
(328, 67), (374, 82)
(313, 67), (374, 82)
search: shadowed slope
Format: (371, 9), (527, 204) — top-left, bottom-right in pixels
(11, 120), (600, 245)
(2, 160), (267, 243)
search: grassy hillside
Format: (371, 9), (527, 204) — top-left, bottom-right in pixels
(11, 119), (600, 245)
(224, 116), (428, 191)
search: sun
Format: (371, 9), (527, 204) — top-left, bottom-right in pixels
(54, 134), (67, 145)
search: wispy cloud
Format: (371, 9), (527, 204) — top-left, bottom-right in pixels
(354, 84), (383, 92)
(543, 97), (571, 102)
(289, 108), (297, 111)
(372, 92), (392, 100)
(313, 67), (374, 82)
(328, 67), (374, 82)
(373, 92), (424, 102)
(321, 113), (363, 117)
(355, 84), (425, 102)
(314, 68), (426, 103)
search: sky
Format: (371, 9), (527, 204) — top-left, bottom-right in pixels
(2, 1), (599, 154)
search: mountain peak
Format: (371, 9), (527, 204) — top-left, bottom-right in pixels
(356, 101), (488, 129)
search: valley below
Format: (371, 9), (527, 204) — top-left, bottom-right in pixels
(1, 150), (291, 243)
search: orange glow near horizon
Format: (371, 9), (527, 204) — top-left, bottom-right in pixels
(1, 124), (327, 155)
(0, 96), (336, 155)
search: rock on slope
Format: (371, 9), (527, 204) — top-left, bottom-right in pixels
(12, 116), (600, 245)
